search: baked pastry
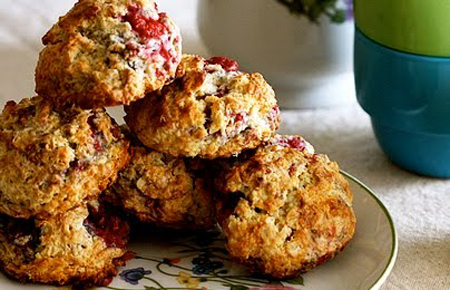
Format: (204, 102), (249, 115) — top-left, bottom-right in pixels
(125, 54), (280, 159)
(0, 201), (130, 287)
(35, 0), (182, 108)
(0, 96), (129, 218)
(214, 135), (356, 279)
(106, 138), (215, 231)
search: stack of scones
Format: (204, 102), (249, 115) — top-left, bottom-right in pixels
(0, 0), (356, 288)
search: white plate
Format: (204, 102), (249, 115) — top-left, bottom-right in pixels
(1, 171), (397, 290)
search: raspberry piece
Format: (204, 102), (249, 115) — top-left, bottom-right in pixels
(84, 203), (129, 249)
(123, 5), (168, 41)
(207, 57), (239, 72)
(276, 136), (306, 150)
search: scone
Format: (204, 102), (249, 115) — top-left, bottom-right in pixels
(125, 54), (280, 159)
(0, 96), (129, 218)
(0, 200), (130, 287)
(214, 135), (356, 279)
(105, 138), (215, 231)
(35, 0), (182, 108)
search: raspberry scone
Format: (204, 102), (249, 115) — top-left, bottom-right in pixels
(0, 201), (130, 287)
(106, 139), (215, 231)
(35, 0), (182, 108)
(214, 135), (356, 279)
(125, 54), (280, 159)
(0, 96), (129, 219)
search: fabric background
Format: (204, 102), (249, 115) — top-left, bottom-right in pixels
(0, 1), (448, 289)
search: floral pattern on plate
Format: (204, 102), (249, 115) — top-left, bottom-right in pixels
(105, 231), (304, 290)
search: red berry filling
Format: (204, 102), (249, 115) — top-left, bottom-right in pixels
(87, 114), (105, 154)
(234, 113), (245, 123)
(122, 5), (179, 68)
(265, 105), (280, 129)
(207, 57), (240, 72)
(276, 137), (306, 150)
(84, 202), (129, 249)
(272, 105), (280, 117)
(123, 5), (168, 41)
(216, 86), (230, 97)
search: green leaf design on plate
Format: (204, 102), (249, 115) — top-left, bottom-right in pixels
(286, 276), (305, 285)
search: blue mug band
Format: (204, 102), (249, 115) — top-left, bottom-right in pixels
(355, 28), (450, 135)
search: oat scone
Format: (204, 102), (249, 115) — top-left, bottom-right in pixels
(0, 201), (130, 287)
(0, 96), (129, 218)
(36, 0), (182, 108)
(215, 135), (356, 279)
(125, 54), (280, 159)
(105, 140), (215, 231)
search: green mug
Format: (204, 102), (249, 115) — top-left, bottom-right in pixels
(355, 0), (450, 57)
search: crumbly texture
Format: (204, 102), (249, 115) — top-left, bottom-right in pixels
(215, 135), (356, 279)
(105, 143), (215, 231)
(125, 54), (280, 159)
(0, 96), (130, 219)
(36, 0), (182, 108)
(0, 202), (130, 287)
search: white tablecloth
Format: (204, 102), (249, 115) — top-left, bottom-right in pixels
(0, 1), (449, 289)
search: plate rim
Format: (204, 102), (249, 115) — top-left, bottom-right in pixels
(341, 170), (398, 290)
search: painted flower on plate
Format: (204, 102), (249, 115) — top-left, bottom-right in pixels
(178, 271), (201, 289)
(192, 254), (224, 275)
(119, 267), (152, 285)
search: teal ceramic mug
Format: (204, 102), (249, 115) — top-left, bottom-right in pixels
(354, 0), (450, 177)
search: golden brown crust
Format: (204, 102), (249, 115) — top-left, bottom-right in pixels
(0, 202), (130, 287)
(0, 96), (130, 219)
(105, 143), (215, 231)
(35, 0), (182, 108)
(125, 54), (280, 159)
(215, 135), (356, 279)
